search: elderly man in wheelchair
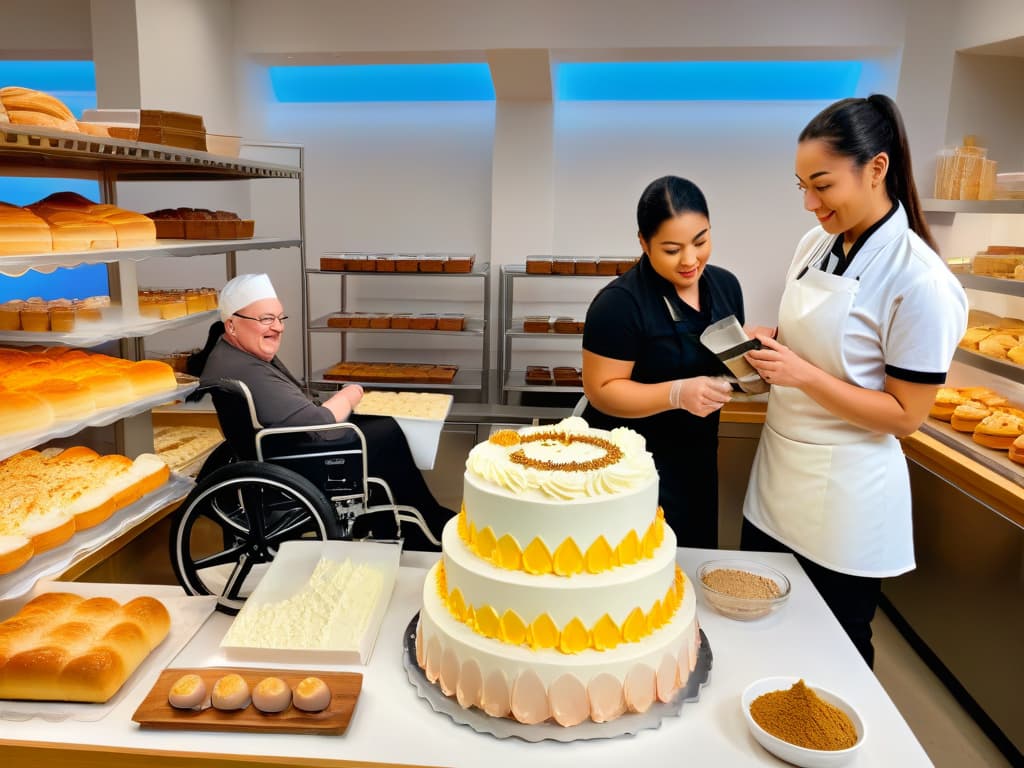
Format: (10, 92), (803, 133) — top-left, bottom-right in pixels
(171, 273), (454, 613)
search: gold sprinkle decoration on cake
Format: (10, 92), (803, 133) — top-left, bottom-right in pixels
(507, 431), (623, 472)
(488, 429), (521, 447)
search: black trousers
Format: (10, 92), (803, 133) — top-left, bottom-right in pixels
(655, 449), (719, 549)
(740, 518), (881, 668)
(294, 415), (454, 551)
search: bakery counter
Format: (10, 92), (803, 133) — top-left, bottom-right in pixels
(0, 309), (218, 347)
(0, 549), (930, 768)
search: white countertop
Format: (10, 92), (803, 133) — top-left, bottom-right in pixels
(1, 549), (931, 767)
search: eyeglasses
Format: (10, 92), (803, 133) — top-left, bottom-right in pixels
(233, 312), (288, 326)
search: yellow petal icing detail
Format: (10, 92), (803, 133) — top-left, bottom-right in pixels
(552, 538), (584, 576)
(457, 507), (468, 541)
(476, 526), (497, 560)
(617, 529), (640, 565)
(467, 520), (478, 548)
(593, 614), (622, 651)
(622, 607), (648, 642)
(475, 605), (501, 639)
(448, 587), (467, 622)
(522, 538), (553, 575)
(495, 534), (523, 571)
(560, 618), (590, 654)
(529, 613), (559, 650)
(647, 599), (665, 632)
(436, 560), (447, 596)
(584, 535), (614, 574)
(654, 511), (665, 546)
(641, 521), (658, 559)
(500, 610), (528, 645)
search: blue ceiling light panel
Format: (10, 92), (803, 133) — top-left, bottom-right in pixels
(556, 60), (863, 101)
(269, 63), (496, 102)
(0, 60), (97, 117)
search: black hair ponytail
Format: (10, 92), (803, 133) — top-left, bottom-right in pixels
(799, 94), (937, 253)
(636, 176), (710, 246)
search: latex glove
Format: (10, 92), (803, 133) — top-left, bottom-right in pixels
(668, 376), (732, 417)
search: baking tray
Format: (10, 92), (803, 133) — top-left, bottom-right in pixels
(132, 666), (362, 734)
(220, 540), (400, 665)
(0, 583), (216, 722)
(919, 420), (1024, 488)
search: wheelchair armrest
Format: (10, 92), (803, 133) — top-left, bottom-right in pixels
(255, 421), (367, 462)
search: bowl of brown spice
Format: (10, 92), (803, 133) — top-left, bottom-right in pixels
(742, 677), (864, 766)
(697, 559), (790, 620)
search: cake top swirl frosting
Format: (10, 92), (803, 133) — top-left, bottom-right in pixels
(465, 417), (655, 500)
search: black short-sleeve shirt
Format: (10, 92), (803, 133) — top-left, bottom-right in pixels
(582, 257), (744, 455)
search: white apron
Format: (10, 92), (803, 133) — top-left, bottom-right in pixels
(743, 242), (914, 577)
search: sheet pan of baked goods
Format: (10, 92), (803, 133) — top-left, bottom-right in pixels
(926, 376), (1024, 484)
(0, 583), (216, 722)
(323, 360), (458, 384)
(958, 310), (1024, 368)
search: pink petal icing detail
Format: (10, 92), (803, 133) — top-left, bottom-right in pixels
(624, 665), (656, 713)
(456, 659), (483, 710)
(415, 620), (425, 669)
(439, 647), (460, 696)
(549, 674), (589, 727)
(425, 636), (442, 683)
(587, 673), (626, 723)
(481, 669), (511, 718)
(656, 654), (678, 703)
(511, 670), (550, 725)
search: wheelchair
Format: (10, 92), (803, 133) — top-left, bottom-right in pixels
(169, 378), (440, 614)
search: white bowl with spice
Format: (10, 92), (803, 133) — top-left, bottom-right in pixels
(696, 559), (790, 620)
(742, 677), (864, 767)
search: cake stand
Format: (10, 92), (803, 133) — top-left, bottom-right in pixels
(402, 613), (713, 743)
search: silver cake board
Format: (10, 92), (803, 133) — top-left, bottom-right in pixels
(403, 612), (713, 743)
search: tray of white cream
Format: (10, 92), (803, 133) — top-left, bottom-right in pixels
(353, 391), (453, 470)
(220, 540), (400, 665)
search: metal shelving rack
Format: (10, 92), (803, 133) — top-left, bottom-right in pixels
(305, 261), (490, 401)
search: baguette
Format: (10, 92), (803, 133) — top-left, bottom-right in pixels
(0, 592), (170, 702)
(0, 87), (75, 121)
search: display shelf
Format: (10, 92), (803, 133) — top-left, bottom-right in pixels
(0, 382), (198, 463)
(503, 369), (584, 394)
(506, 321), (583, 338)
(0, 309), (218, 347)
(0, 238), (301, 278)
(308, 258), (490, 401)
(0, 123), (300, 180)
(311, 367), (485, 391)
(954, 348), (1024, 386)
(921, 198), (1024, 214)
(955, 272), (1024, 297)
(309, 315), (485, 336)
(501, 263), (621, 279)
(0, 473), (194, 602)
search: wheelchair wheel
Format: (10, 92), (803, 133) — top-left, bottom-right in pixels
(194, 440), (237, 482)
(170, 461), (339, 614)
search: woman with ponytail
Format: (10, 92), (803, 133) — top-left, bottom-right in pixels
(740, 95), (967, 666)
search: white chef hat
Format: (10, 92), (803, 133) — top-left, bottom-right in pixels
(219, 273), (278, 321)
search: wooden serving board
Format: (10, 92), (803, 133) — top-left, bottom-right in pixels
(132, 667), (362, 734)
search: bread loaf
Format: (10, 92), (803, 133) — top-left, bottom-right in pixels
(0, 202), (52, 256)
(0, 87), (77, 133)
(0, 592), (171, 702)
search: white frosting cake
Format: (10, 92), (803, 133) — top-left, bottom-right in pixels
(416, 417), (700, 727)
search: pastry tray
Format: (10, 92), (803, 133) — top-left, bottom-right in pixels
(0, 583), (216, 722)
(919, 420), (1024, 488)
(403, 613), (713, 743)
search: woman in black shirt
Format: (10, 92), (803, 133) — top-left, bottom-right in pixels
(582, 176), (744, 548)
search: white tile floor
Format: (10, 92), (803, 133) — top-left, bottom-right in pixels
(424, 431), (1016, 767)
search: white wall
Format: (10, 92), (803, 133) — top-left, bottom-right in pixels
(0, 0), (91, 55)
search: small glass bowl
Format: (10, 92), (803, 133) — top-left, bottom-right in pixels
(742, 677), (865, 767)
(696, 559), (790, 620)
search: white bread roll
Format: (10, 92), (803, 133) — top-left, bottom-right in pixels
(0, 392), (55, 435)
(0, 592), (171, 702)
